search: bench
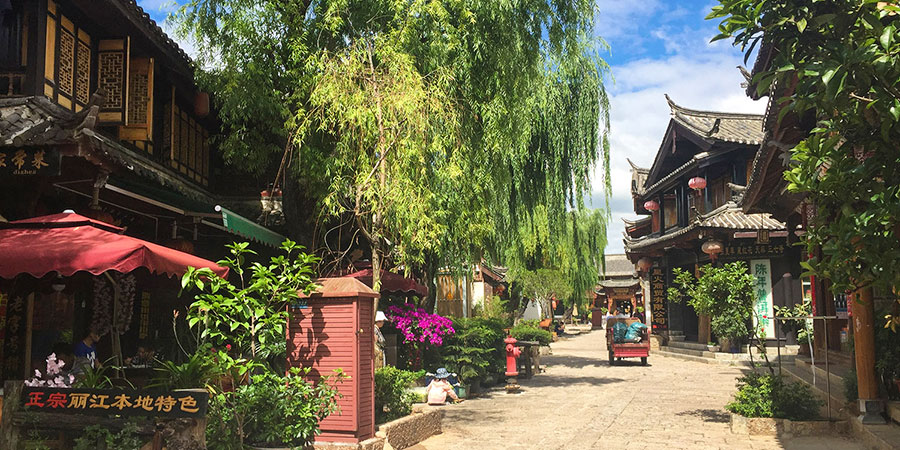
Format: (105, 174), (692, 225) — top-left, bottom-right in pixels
(514, 340), (541, 378)
(538, 318), (552, 331)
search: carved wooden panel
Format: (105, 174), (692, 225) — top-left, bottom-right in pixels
(43, 4), (91, 111)
(75, 40), (90, 105)
(97, 38), (129, 124)
(57, 30), (74, 96)
(119, 57), (154, 142)
(167, 96), (210, 186)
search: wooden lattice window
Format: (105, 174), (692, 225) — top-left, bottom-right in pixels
(664, 194), (678, 231)
(166, 93), (210, 186)
(119, 57), (154, 145)
(97, 38), (129, 124)
(43, 0), (91, 111)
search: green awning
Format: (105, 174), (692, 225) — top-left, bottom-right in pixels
(216, 206), (286, 249)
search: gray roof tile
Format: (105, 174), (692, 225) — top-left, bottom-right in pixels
(666, 95), (764, 145)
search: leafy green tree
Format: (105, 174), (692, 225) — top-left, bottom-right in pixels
(667, 262), (756, 348)
(709, 1), (900, 296)
(181, 241), (319, 368)
(172, 0), (610, 309)
(514, 268), (573, 320)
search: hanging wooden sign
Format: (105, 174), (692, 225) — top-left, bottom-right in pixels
(22, 388), (208, 417)
(0, 148), (61, 176)
(650, 266), (667, 330)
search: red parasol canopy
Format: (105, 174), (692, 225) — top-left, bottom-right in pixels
(342, 269), (427, 297)
(0, 212), (228, 279)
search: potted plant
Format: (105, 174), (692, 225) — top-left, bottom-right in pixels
(797, 324), (813, 356)
(707, 342), (720, 352)
(774, 299), (811, 346)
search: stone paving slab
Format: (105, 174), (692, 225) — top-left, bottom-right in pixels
(416, 331), (867, 450)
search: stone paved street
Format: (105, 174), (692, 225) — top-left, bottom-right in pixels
(415, 330), (865, 450)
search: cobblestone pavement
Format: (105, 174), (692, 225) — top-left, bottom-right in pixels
(415, 329), (865, 450)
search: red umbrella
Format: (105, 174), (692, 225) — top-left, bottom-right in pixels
(0, 212), (228, 279)
(342, 269), (427, 297)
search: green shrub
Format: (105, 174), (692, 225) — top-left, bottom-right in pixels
(844, 368), (858, 403)
(374, 366), (425, 424)
(510, 322), (552, 346)
(442, 317), (506, 383)
(726, 373), (822, 421)
(206, 368), (343, 449)
(73, 424), (143, 450)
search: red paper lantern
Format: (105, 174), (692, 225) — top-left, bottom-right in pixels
(637, 257), (653, 272)
(688, 176), (707, 191)
(195, 92), (210, 118)
(643, 200), (659, 212)
(701, 239), (724, 262)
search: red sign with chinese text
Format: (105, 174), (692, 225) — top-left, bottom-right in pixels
(22, 388), (207, 417)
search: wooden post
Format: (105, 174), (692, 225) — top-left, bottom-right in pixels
(698, 314), (711, 346)
(1, 381), (23, 450)
(853, 287), (886, 424)
(23, 294), (33, 380)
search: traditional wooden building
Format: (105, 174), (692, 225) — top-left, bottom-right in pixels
(0, 0), (285, 384)
(591, 254), (641, 328)
(740, 42), (892, 424)
(624, 96), (803, 345)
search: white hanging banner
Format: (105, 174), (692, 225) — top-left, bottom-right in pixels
(750, 259), (775, 339)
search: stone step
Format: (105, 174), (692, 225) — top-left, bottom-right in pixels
(669, 335), (685, 342)
(656, 348), (751, 366)
(794, 357), (852, 393)
(782, 364), (852, 420)
(666, 340), (709, 351)
(660, 345), (797, 364)
(889, 401), (900, 426)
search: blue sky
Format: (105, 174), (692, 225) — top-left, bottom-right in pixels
(137, 0), (765, 254)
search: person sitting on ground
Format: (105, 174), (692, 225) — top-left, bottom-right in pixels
(426, 368), (461, 405)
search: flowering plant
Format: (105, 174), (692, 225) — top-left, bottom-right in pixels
(25, 353), (75, 388)
(386, 304), (454, 346)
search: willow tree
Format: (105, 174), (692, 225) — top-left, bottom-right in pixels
(173, 0), (611, 302)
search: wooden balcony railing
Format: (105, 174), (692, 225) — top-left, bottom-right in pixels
(0, 71), (26, 97)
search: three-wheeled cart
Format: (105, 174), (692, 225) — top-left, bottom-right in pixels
(606, 317), (650, 366)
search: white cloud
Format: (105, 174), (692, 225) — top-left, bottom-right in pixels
(589, 12), (766, 254)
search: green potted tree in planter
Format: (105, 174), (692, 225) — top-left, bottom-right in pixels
(667, 262), (756, 353)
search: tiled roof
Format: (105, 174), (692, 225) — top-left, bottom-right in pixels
(698, 205), (784, 229)
(598, 278), (640, 289)
(0, 97), (77, 146)
(603, 254), (635, 278)
(641, 148), (732, 197)
(666, 95), (764, 145)
(624, 202), (785, 252)
(112, 0), (193, 75)
(0, 96), (215, 205)
(622, 216), (650, 227)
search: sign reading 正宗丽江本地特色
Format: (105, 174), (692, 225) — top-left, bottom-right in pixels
(22, 388), (208, 417)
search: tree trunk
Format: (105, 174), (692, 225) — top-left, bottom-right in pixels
(372, 237), (382, 315)
(423, 252), (437, 313)
(539, 296), (552, 320)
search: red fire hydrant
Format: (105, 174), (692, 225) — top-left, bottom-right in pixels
(504, 335), (521, 393)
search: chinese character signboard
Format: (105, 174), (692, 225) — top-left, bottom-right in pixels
(22, 388), (208, 417)
(0, 148), (61, 176)
(720, 242), (786, 259)
(750, 259), (775, 339)
(650, 267), (667, 331)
